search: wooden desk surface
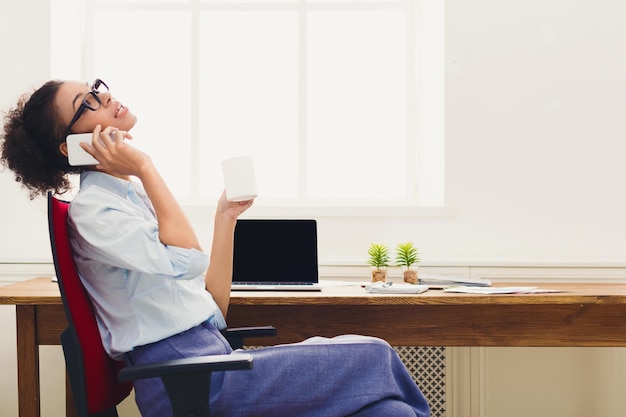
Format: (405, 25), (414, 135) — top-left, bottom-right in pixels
(3, 277), (626, 346)
(227, 281), (626, 347)
(0, 277), (63, 305)
(3, 276), (626, 306)
(230, 282), (626, 305)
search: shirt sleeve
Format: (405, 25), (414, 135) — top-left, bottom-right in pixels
(209, 307), (228, 330)
(68, 185), (209, 280)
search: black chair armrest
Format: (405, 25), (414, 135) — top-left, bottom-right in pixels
(119, 354), (253, 417)
(118, 353), (253, 381)
(222, 325), (277, 349)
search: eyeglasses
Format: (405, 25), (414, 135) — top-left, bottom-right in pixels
(63, 79), (109, 138)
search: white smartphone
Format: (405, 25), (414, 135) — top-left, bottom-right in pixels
(66, 132), (121, 166)
(66, 133), (99, 166)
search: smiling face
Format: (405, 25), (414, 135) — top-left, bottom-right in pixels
(55, 80), (137, 135)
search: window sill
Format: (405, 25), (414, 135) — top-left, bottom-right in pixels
(182, 203), (456, 219)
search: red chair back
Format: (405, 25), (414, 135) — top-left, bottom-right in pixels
(47, 192), (132, 416)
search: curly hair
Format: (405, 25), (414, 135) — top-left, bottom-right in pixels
(0, 80), (83, 199)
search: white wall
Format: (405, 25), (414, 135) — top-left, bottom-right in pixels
(3, 1), (626, 416)
(4, 1), (626, 266)
(321, 0), (626, 266)
(439, 0), (626, 264)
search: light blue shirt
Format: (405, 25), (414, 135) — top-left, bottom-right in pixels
(67, 171), (226, 359)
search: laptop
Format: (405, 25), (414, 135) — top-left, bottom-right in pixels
(231, 219), (322, 291)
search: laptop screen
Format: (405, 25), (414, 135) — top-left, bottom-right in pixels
(232, 219), (319, 284)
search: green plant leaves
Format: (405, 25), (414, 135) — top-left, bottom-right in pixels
(368, 242), (421, 268)
(394, 241), (420, 267)
(367, 243), (390, 268)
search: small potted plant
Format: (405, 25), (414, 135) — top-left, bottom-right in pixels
(395, 242), (420, 284)
(367, 243), (390, 282)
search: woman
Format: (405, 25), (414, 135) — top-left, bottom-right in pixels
(1, 79), (430, 417)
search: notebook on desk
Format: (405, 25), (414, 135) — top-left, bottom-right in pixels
(230, 219), (322, 291)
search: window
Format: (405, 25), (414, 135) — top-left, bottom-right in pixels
(52, 0), (444, 211)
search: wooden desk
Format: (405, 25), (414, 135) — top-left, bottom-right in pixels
(3, 277), (626, 417)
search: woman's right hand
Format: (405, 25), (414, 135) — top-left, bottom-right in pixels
(81, 124), (152, 177)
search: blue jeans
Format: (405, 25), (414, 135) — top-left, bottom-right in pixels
(124, 322), (430, 417)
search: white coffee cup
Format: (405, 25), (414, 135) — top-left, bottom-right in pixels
(222, 156), (258, 202)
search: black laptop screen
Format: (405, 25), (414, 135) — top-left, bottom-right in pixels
(232, 219), (319, 284)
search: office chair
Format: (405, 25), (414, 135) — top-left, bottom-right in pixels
(47, 192), (276, 417)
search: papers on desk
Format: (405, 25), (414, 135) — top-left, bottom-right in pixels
(443, 286), (563, 294)
(365, 282), (430, 294)
(418, 274), (492, 288)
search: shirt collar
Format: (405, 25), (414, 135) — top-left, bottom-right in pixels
(79, 171), (133, 198)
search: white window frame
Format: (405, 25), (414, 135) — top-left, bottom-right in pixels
(54, 0), (447, 218)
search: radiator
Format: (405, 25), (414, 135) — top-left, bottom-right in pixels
(394, 346), (446, 417)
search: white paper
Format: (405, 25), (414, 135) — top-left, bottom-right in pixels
(443, 286), (562, 294)
(365, 282), (429, 294)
